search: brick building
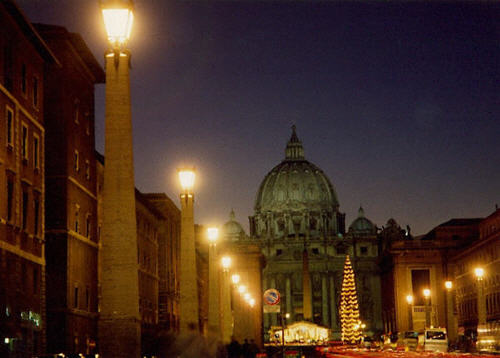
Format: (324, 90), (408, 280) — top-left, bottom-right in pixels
(35, 24), (104, 356)
(0, 1), (57, 356)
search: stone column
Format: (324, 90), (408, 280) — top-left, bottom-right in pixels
(179, 190), (199, 333)
(99, 51), (140, 358)
(221, 270), (232, 343)
(208, 244), (221, 339)
(329, 275), (338, 330)
(286, 276), (292, 321)
(302, 250), (312, 321)
(446, 288), (457, 343)
(270, 276), (277, 326)
(322, 275), (329, 327)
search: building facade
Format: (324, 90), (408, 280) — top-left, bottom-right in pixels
(0, 1), (57, 356)
(36, 24), (104, 356)
(452, 208), (500, 350)
(223, 127), (383, 341)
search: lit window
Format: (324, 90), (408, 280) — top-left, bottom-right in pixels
(75, 207), (80, 233)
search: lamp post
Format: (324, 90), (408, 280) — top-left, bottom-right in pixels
(406, 295), (413, 331)
(474, 268), (486, 328)
(207, 228), (221, 339)
(423, 288), (431, 328)
(178, 169), (199, 333)
(98, 2), (140, 357)
(221, 256), (232, 343)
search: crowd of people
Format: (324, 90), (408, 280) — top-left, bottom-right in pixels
(227, 338), (260, 358)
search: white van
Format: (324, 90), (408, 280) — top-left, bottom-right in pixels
(419, 328), (448, 352)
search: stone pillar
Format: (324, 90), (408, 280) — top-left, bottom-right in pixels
(477, 279), (486, 327)
(286, 276), (292, 321)
(221, 270), (232, 343)
(208, 244), (221, 339)
(446, 288), (457, 343)
(99, 51), (141, 358)
(179, 191), (199, 333)
(322, 275), (329, 327)
(302, 250), (312, 321)
(330, 275), (338, 330)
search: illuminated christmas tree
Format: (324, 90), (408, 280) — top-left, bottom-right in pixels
(340, 255), (362, 344)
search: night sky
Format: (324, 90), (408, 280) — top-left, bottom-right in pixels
(19, 0), (500, 235)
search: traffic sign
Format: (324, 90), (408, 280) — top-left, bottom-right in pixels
(263, 288), (280, 305)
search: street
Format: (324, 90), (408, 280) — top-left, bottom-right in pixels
(316, 347), (499, 358)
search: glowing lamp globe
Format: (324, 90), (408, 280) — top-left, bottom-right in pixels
(475, 267), (484, 280)
(221, 256), (231, 270)
(445, 281), (453, 290)
(207, 227), (218, 244)
(406, 295), (413, 304)
(423, 288), (431, 298)
(178, 170), (195, 192)
(249, 298), (255, 307)
(101, 0), (134, 46)
(231, 274), (240, 285)
(244, 293), (251, 301)
(238, 285), (246, 294)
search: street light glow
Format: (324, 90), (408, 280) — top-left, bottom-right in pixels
(249, 298), (255, 307)
(101, 1), (134, 46)
(406, 295), (413, 304)
(475, 267), (484, 280)
(221, 256), (231, 270)
(423, 288), (431, 298)
(178, 169), (195, 192)
(445, 281), (453, 290)
(244, 293), (251, 301)
(207, 227), (218, 244)
(231, 274), (240, 285)
(238, 285), (246, 294)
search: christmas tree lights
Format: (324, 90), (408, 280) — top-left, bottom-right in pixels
(340, 255), (362, 344)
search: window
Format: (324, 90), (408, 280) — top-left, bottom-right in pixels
(75, 207), (79, 233)
(32, 77), (39, 107)
(74, 150), (79, 172)
(85, 160), (90, 180)
(360, 246), (368, 255)
(22, 190), (28, 230)
(34, 198), (40, 236)
(337, 247), (346, 255)
(4, 43), (13, 91)
(312, 248), (319, 255)
(6, 107), (13, 147)
(7, 179), (14, 222)
(86, 214), (91, 238)
(33, 135), (39, 169)
(276, 249), (282, 256)
(22, 124), (28, 160)
(74, 286), (79, 308)
(21, 63), (27, 94)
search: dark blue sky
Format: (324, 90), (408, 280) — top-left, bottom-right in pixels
(20, 0), (500, 235)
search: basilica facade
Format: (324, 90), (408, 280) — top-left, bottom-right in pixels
(222, 127), (383, 340)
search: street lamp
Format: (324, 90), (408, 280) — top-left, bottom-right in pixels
(221, 256), (232, 343)
(178, 168), (199, 333)
(475, 267), (486, 328)
(406, 295), (414, 331)
(231, 274), (240, 285)
(98, 1), (140, 357)
(423, 288), (431, 328)
(207, 227), (221, 339)
(238, 285), (247, 294)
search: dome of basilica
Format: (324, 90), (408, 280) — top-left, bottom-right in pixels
(254, 126), (339, 213)
(348, 207), (377, 235)
(222, 209), (245, 241)
(250, 126), (345, 239)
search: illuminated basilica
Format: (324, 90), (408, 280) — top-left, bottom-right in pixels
(222, 126), (383, 341)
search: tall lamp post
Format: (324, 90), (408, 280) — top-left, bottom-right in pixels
(221, 256), (232, 343)
(423, 288), (431, 328)
(178, 169), (199, 333)
(207, 228), (221, 339)
(406, 295), (413, 331)
(98, 2), (140, 357)
(445, 281), (457, 343)
(474, 268), (486, 328)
